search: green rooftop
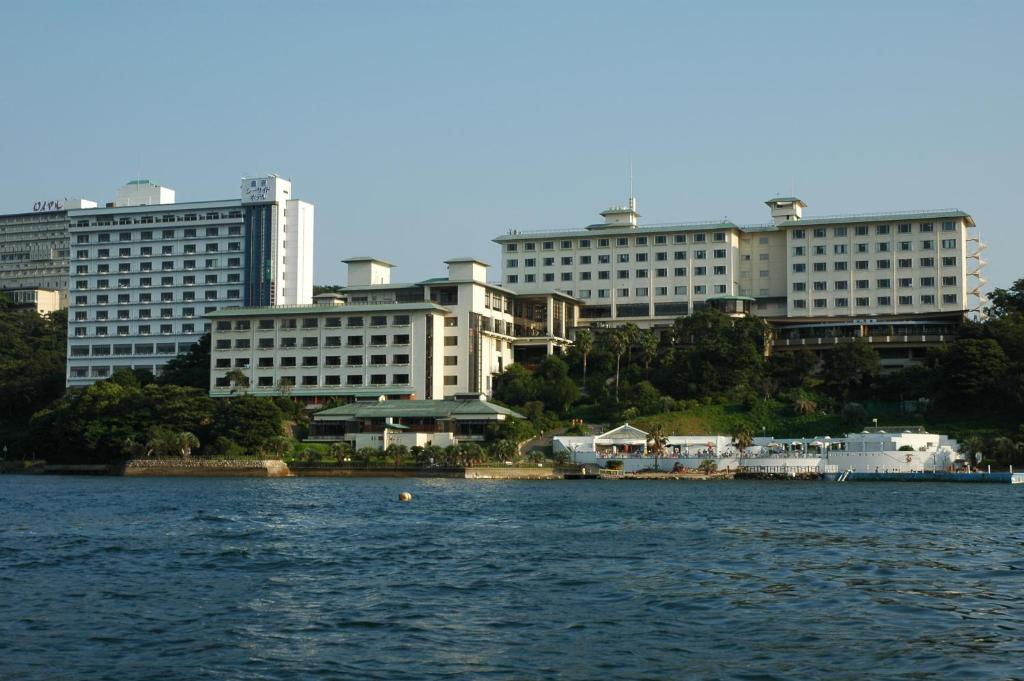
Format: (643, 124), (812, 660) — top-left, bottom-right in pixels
(314, 397), (524, 421)
(206, 302), (447, 318)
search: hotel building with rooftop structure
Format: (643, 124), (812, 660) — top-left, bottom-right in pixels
(0, 197), (98, 313)
(65, 175), (313, 386)
(206, 257), (580, 403)
(494, 195), (986, 368)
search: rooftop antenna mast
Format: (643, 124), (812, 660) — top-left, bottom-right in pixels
(628, 157), (635, 212)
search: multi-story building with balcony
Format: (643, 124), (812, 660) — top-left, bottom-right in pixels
(207, 258), (579, 402)
(65, 175), (313, 386)
(494, 195), (986, 368)
(0, 197), (98, 311)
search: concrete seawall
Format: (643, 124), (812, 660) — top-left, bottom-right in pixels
(123, 459), (290, 477)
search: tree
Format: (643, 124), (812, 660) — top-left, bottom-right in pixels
(262, 436), (293, 459)
(177, 432), (200, 458)
(157, 333), (211, 388)
(575, 328), (594, 384)
(646, 423), (669, 470)
(730, 423), (754, 457)
(620, 323), (641, 367)
(986, 279), (1024, 319)
(224, 369), (250, 395)
(535, 355), (580, 414)
(607, 328), (629, 402)
(934, 338), (1010, 409)
(820, 340), (880, 405)
(386, 443), (409, 468)
(638, 330), (659, 378)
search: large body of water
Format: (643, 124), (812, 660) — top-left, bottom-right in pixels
(1, 476), (1022, 680)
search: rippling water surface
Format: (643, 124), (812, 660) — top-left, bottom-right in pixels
(2, 476), (1023, 680)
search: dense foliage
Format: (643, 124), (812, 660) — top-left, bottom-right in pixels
(492, 280), (1024, 465)
(27, 369), (295, 463)
(0, 300), (68, 454)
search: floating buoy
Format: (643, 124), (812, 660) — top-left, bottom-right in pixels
(399, 492), (412, 502)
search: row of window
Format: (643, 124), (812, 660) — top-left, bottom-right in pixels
(792, 294), (958, 309)
(216, 354), (412, 369)
(75, 307), (213, 321)
(69, 365), (157, 379)
(504, 232), (727, 253)
(76, 270), (241, 285)
(793, 276), (958, 292)
(215, 334), (414, 349)
(575, 285), (728, 299)
(791, 221), (957, 239)
(71, 323), (205, 337)
(70, 342), (192, 357)
(74, 219), (242, 235)
(506, 249), (727, 268)
(215, 374), (412, 388)
(214, 314), (414, 331)
(792, 239), (955, 257)
(506, 265), (728, 285)
(73, 293), (221, 307)
(76, 243), (242, 259)
(74, 283), (239, 299)
(793, 257), (958, 273)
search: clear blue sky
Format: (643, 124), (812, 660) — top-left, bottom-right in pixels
(1, 1), (1020, 290)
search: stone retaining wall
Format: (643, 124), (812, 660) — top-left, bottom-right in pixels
(123, 459), (290, 477)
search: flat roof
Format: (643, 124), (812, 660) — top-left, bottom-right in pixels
(68, 199), (241, 216)
(494, 208), (974, 241)
(314, 398), (524, 421)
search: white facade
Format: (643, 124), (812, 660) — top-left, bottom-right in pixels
(494, 197), (984, 328)
(115, 180), (175, 207)
(66, 176), (314, 386)
(208, 258), (580, 401)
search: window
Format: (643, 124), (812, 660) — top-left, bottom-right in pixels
(921, 240), (934, 250)
(942, 294), (958, 304)
(920, 223), (934, 233)
(876, 225), (890, 235)
(920, 277), (935, 287)
(713, 266), (726, 275)
(942, 257), (957, 267)
(920, 257), (935, 267)
(920, 294), (935, 305)
(694, 267), (706, 276)
(834, 281), (848, 291)
(941, 239), (957, 249)
(792, 264), (806, 273)
(635, 253), (648, 263)
(942, 275), (957, 286)
(505, 243), (518, 252)
(542, 241), (554, 250)
(834, 261), (848, 272)
(635, 288), (648, 297)
(877, 279), (891, 289)
(792, 282), (806, 292)
(543, 257), (555, 267)
(443, 336), (458, 346)
(877, 296), (891, 306)
(942, 220), (956, 231)
(635, 269), (648, 278)
(855, 297), (869, 307)
(876, 260), (891, 269)
(694, 250), (706, 259)
(899, 296), (913, 305)
(813, 263), (827, 272)
(793, 300), (806, 309)
(393, 334), (410, 345)
(444, 356), (458, 366)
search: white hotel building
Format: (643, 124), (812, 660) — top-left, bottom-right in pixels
(207, 258), (579, 402)
(66, 176), (313, 386)
(495, 197), (985, 367)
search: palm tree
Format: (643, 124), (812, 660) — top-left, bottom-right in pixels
(638, 329), (658, 379)
(224, 369), (249, 395)
(621, 323), (641, 367)
(386, 444), (409, 468)
(731, 424), (753, 458)
(177, 431), (200, 459)
(646, 424), (669, 471)
(607, 329), (629, 402)
(575, 328), (593, 384)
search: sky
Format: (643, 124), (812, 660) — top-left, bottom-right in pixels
(1, 1), (1021, 290)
